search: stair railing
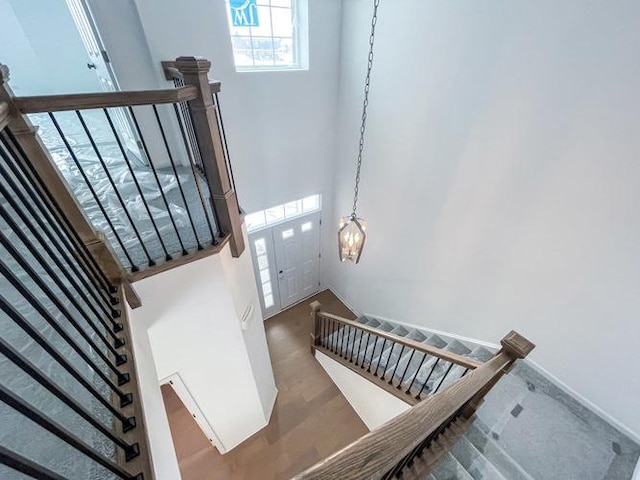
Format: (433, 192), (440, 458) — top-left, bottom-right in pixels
(0, 100), (151, 478)
(303, 303), (534, 480)
(0, 56), (244, 279)
(309, 302), (485, 405)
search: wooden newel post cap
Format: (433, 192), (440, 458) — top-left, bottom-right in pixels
(500, 330), (535, 359)
(174, 56), (212, 74)
(310, 301), (322, 316)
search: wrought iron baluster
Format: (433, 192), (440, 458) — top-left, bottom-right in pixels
(388, 345), (406, 386)
(405, 352), (428, 394)
(48, 112), (137, 271)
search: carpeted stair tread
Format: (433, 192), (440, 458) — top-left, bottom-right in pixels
(449, 436), (507, 480)
(432, 452), (474, 480)
(464, 425), (533, 480)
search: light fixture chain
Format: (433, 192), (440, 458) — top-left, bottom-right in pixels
(351, 0), (381, 219)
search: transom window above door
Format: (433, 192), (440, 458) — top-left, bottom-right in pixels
(246, 194), (321, 232)
(225, 0), (309, 72)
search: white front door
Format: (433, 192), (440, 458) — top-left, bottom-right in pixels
(273, 212), (321, 310)
(249, 212), (321, 317)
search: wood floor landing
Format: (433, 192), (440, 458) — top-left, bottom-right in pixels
(161, 289), (369, 479)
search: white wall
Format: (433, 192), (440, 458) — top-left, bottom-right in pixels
(127, 304), (182, 480)
(129, 0), (342, 214)
(327, 0), (640, 436)
(130, 244), (277, 451)
(0, 0), (102, 94)
(316, 351), (409, 430)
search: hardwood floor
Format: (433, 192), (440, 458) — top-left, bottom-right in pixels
(161, 289), (369, 479)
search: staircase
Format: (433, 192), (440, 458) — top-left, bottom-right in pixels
(311, 310), (640, 480)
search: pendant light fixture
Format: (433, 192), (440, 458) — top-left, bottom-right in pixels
(338, 0), (380, 264)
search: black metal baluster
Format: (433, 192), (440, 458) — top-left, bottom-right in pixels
(373, 339), (388, 377)
(0, 445), (66, 480)
(48, 113), (137, 271)
(0, 198), (123, 351)
(172, 103), (217, 245)
(348, 329), (359, 363)
(405, 353), (428, 394)
(76, 111), (155, 268)
(0, 155), (120, 335)
(0, 259), (131, 395)
(103, 108), (171, 262)
(0, 230), (126, 368)
(128, 106), (188, 256)
(416, 358), (440, 400)
(339, 324), (348, 357)
(0, 386), (141, 479)
(0, 296), (134, 420)
(432, 362), (455, 394)
(0, 337), (138, 448)
(380, 342), (397, 381)
(179, 100), (202, 169)
(388, 345), (406, 386)
(397, 349), (416, 389)
(152, 105), (202, 250)
(461, 367), (470, 377)
(2, 131), (118, 299)
(332, 320), (339, 353)
(214, 93), (238, 200)
(360, 332), (372, 368)
(366, 335), (381, 373)
(352, 329), (364, 365)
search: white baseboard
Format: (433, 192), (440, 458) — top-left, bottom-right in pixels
(160, 372), (227, 453)
(325, 285), (362, 316)
(523, 359), (640, 445)
(327, 287), (640, 445)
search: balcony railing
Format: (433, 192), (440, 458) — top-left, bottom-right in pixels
(4, 56), (244, 278)
(0, 105), (150, 479)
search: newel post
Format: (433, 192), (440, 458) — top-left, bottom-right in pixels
(0, 64), (125, 284)
(310, 301), (323, 354)
(464, 330), (535, 418)
(174, 56), (245, 257)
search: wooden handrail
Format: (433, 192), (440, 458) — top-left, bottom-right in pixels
(13, 85), (198, 114)
(316, 311), (482, 370)
(295, 330), (534, 480)
(0, 101), (9, 130)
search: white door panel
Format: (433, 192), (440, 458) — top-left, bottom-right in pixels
(249, 212), (321, 317)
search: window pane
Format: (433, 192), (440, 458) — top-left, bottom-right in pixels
(260, 268), (270, 283)
(249, 6), (273, 37)
(262, 281), (272, 295)
(246, 211), (266, 230)
(257, 254), (269, 270)
(274, 37), (294, 66)
(265, 205), (285, 224)
(231, 37), (254, 67)
(271, 7), (293, 37)
(284, 200), (301, 218)
(264, 293), (274, 308)
(271, 0), (291, 7)
(282, 228), (294, 239)
(301, 221), (312, 232)
(302, 195), (320, 212)
(254, 238), (266, 255)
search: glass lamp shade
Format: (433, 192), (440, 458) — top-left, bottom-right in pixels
(338, 216), (367, 264)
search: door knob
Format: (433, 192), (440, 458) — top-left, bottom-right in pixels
(87, 62), (97, 70)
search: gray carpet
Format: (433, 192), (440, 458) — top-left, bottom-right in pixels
(327, 315), (640, 480)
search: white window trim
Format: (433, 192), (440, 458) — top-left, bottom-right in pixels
(226, 0), (309, 73)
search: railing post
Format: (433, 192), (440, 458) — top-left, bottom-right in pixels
(174, 56), (245, 257)
(310, 301), (323, 354)
(464, 330), (535, 417)
(0, 64), (126, 284)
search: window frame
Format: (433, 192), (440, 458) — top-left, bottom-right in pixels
(225, 0), (309, 73)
